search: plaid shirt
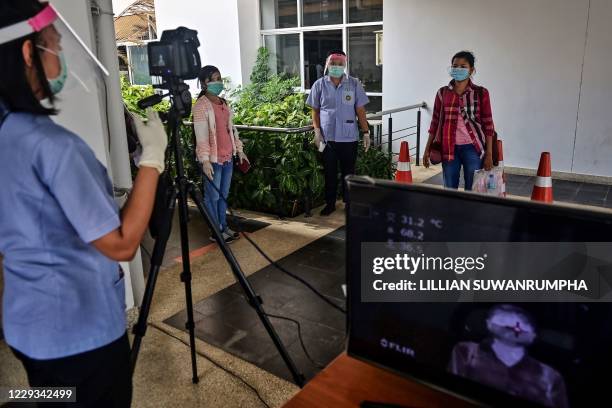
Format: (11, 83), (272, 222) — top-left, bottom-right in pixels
(428, 80), (495, 161)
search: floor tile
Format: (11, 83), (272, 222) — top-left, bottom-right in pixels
(165, 227), (348, 384)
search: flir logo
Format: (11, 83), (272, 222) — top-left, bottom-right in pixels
(380, 338), (415, 357)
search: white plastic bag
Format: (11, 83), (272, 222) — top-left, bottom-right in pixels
(472, 167), (505, 197)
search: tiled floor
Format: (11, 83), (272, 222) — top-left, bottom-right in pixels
(423, 173), (612, 208)
(165, 227), (347, 384)
(141, 209), (270, 273)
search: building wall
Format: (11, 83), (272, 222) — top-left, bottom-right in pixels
(154, 0), (245, 92)
(384, 0), (612, 177)
(573, 0), (612, 175)
(237, 0), (261, 86)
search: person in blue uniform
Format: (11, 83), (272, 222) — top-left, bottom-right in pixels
(306, 50), (371, 216)
(0, 1), (167, 406)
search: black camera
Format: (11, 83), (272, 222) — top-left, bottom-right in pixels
(147, 27), (201, 80)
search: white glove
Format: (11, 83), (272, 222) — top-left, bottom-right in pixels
(132, 108), (168, 174)
(313, 128), (323, 148)
(237, 151), (249, 164)
(202, 160), (214, 180)
(363, 132), (371, 152)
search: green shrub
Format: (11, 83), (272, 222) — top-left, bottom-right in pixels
(121, 49), (393, 217)
(121, 76), (200, 184)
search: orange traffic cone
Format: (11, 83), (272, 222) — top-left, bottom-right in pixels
(531, 152), (553, 203)
(396, 141), (413, 184)
(497, 140), (506, 197)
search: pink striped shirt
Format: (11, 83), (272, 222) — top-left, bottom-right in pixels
(212, 102), (233, 164)
(455, 115), (472, 145)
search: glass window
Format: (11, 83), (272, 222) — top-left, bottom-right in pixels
(117, 45), (128, 73)
(261, 0), (298, 29)
(264, 34), (300, 78)
(348, 0), (383, 23)
(348, 26), (382, 92)
(365, 95), (382, 114)
(302, 0), (343, 26)
(127, 45), (151, 85)
(303, 30), (342, 89)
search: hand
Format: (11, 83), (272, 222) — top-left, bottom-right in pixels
(313, 128), (323, 148)
(423, 148), (431, 168)
(202, 160), (214, 180)
(363, 132), (371, 152)
(483, 152), (494, 171)
(132, 108), (168, 174)
(238, 151), (249, 164)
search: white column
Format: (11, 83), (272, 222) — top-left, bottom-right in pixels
(93, 0), (146, 306)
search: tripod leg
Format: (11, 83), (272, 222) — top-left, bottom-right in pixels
(188, 184), (306, 387)
(176, 180), (200, 384)
(130, 188), (177, 375)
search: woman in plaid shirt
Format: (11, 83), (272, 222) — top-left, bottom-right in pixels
(423, 51), (495, 190)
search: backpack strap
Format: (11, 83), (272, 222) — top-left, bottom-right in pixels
(474, 86), (499, 165)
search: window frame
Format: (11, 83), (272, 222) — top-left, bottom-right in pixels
(258, 0), (383, 96)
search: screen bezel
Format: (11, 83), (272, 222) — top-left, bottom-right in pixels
(345, 176), (612, 408)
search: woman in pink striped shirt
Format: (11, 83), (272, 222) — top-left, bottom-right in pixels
(194, 65), (249, 243)
(423, 51), (496, 190)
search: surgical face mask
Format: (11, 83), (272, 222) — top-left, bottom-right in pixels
(37, 45), (68, 95)
(328, 65), (345, 78)
(206, 81), (224, 96)
(450, 67), (471, 82)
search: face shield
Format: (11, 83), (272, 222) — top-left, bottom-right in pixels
(324, 53), (348, 76)
(0, 3), (109, 95)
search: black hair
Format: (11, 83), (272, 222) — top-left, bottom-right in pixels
(452, 50), (476, 68)
(327, 50), (347, 58)
(0, 0), (57, 115)
(197, 65), (221, 99)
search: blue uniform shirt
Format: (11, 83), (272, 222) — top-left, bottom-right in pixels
(306, 75), (369, 142)
(0, 112), (125, 359)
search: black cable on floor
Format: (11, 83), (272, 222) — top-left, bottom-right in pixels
(239, 223), (346, 315)
(264, 312), (326, 370)
(149, 322), (271, 408)
(204, 177), (347, 315)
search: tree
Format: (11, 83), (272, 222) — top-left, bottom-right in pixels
(250, 47), (271, 85)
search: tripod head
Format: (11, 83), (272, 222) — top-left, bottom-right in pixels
(137, 78), (192, 120)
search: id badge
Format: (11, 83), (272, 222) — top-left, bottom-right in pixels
(342, 90), (355, 105)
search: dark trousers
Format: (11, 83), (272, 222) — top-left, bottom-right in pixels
(323, 141), (358, 205)
(10, 333), (132, 408)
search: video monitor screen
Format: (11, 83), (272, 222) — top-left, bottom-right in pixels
(148, 43), (173, 75)
(346, 177), (612, 408)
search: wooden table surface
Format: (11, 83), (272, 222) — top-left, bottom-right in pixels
(283, 353), (475, 408)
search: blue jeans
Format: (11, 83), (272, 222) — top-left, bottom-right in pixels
(442, 144), (483, 191)
(203, 161), (233, 232)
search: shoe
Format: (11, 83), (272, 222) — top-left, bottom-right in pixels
(222, 231), (235, 243)
(320, 204), (336, 216)
(209, 232), (235, 244)
(225, 227), (240, 239)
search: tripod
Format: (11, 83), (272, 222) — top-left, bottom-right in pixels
(129, 77), (305, 386)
